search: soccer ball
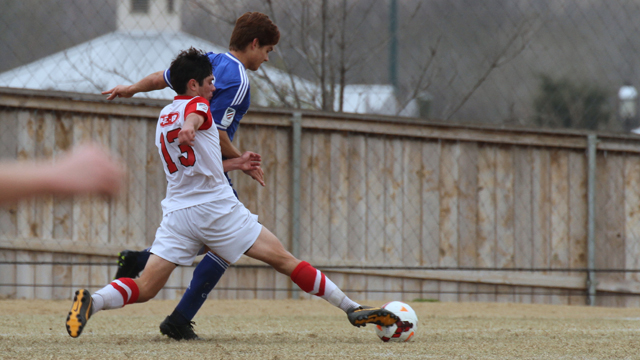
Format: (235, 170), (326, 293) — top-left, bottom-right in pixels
(374, 301), (418, 342)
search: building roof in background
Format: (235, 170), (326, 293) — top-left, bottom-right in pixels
(0, 30), (416, 116)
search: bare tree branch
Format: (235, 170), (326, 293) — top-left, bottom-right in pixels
(445, 16), (542, 121)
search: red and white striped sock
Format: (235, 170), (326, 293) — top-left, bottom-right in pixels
(91, 278), (140, 314)
(290, 261), (360, 312)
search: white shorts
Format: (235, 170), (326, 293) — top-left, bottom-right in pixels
(150, 197), (263, 266)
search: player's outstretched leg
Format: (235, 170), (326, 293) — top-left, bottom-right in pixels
(289, 261), (398, 328)
(246, 227), (399, 329)
(66, 289), (94, 338)
(114, 249), (151, 279)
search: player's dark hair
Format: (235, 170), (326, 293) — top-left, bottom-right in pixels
(229, 12), (280, 51)
(169, 47), (212, 95)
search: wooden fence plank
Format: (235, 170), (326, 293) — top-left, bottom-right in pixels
(624, 154), (640, 307)
(438, 141), (460, 302)
(330, 132), (349, 263)
(403, 139), (423, 267)
(16, 251), (35, 299)
(550, 149), (570, 305)
(109, 117), (130, 247)
(71, 255), (89, 297)
(384, 138), (403, 268)
(421, 141), (441, 300)
(477, 144), (496, 302)
(127, 119), (147, 248)
(345, 134), (367, 300)
(298, 131), (313, 280)
(36, 112), (55, 241)
(311, 132), (330, 262)
(52, 253), (72, 299)
(257, 126), (276, 229)
(17, 111), (37, 243)
(35, 252), (53, 300)
(89, 255), (110, 294)
(0, 109), (18, 241)
(0, 250), (16, 298)
(600, 153), (626, 307)
(365, 136), (386, 301)
(568, 151), (587, 306)
(496, 146), (516, 303)
(255, 126), (277, 300)
(53, 114), (73, 240)
(532, 149), (551, 304)
(72, 114), (92, 245)
(458, 142), (478, 302)
(274, 128), (291, 299)
(237, 267), (256, 300)
(92, 116), (110, 247)
(514, 147), (533, 304)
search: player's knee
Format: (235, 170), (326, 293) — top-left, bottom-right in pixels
(137, 285), (161, 303)
(134, 278), (163, 302)
(272, 253), (300, 276)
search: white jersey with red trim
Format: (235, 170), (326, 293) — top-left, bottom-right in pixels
(155, 95), (235, 215)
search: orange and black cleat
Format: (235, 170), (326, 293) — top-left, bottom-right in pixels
(66, 289), (94, 338)
(347, 305), (398, 327)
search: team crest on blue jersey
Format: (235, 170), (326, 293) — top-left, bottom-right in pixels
(222, 107), (236, 127)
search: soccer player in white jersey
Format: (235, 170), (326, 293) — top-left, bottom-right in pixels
(102, 12), (279, 340)
(66, 48), (398, 339)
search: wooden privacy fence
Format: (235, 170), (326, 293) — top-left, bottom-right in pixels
(1, 88), (640, 307)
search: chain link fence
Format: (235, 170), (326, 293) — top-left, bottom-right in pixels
(3, 0), (640, 129)
(3, 1), (640, 305)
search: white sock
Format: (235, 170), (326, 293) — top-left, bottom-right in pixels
(290, 262), (360, 313)
(322, 277), (360, 312)
(90, 293), (105, 314)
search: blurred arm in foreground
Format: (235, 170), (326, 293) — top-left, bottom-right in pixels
(0, 143), (125, 203)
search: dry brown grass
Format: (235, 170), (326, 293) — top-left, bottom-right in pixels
(1, 299), (640, 359)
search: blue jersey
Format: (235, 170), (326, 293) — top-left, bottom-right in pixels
(163, 52), (250, 142)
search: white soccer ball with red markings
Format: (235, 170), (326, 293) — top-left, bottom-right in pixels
(374, 301), (418, 342)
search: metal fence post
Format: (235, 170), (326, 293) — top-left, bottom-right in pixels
(291, 112), (302, 300)
(586, 134), (597, 305)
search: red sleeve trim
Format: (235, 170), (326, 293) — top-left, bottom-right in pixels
(184, 96), (213, 130)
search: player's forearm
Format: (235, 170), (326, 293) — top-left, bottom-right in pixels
(0, 162), (63, 203)
(185, 114), (204, 131)
(219, 131), (242, 158)
(222, 157), (245, 172)
(129, 71), (167, 94)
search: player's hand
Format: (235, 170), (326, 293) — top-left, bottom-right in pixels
(243, 166), (265, 187)
(237, 151), (262, 173)
(102, 85), (135, 100)
(178, 126), (196, 146)
(55, 144), (125, 197)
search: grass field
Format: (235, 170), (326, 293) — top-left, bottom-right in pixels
(1, 298), (640, 359)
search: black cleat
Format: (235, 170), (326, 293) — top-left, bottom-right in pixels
(114, 250), (142, 279)
(159, 316), (201, 340)
(66, 289), (94, 338)
(347, 305), (398, 328)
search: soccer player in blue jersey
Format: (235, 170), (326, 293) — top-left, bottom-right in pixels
(102, 12), (279, 340)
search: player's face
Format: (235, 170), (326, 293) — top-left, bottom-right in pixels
(196, 75), (215, 101)
(248, 44), (274, 71)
